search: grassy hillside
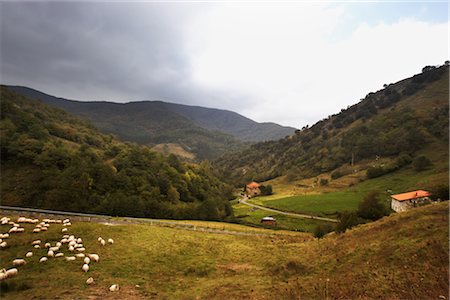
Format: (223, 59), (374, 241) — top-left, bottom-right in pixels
(0, 202), (447, 299)
(6, 86), (296, 160)
(0, 87), (234, 221)
(216, 64), (449, 186)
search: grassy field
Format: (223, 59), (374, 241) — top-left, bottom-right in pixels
(0, 202), (448, 299)
(232, 203), (335, 232)
(247, 155), (448, 218)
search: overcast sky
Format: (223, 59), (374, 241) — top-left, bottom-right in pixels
(1, 1), (448, 128)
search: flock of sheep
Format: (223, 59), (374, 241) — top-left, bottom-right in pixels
(0, 215), (120, 293)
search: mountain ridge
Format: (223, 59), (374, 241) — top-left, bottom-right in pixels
(5, 85), (296, 160)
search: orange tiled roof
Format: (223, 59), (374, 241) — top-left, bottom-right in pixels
(246, 182), (261, 188)
(391, 190), (431, 202)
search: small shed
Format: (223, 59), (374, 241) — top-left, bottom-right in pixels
(260, 216), (276, 226)
(246, 182), (261, 197)
(391, 190), (431, 212)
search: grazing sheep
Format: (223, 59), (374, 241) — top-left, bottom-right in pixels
(97, 237), (102, 242)
(108, 238), (114, 244)
(49, 246), (59, 252)
(63, 219), (70, 223)
(56, 242), (62, 247)
(0, 241), (7, 248)
(55, 253), (64, 258)
(3, 268), (18, 280)
(26, 252), (33, 258)
(76, 244), (84, 248)
(82, 264), (89, 272)
(63, 234), (69, 239)
(16, 228), (25, 233)
(0, 271), (6, 281)
(86, 277), (94, 285)
(109, 284), (119, 292)
(88, 254), (99, 262)
(75, 253), (85, 258)
(77, 238), (82, 244)
(47, 250), (54, 257)
(100, 239), (106, 246)
(9, 227), (18, 233)
(45, 243), (51, 248)
(3, 234), (9, 238)
(32, 240), (41, 245)
(33, 228), (41, 233)
(39, 257), (48, 263)
(61, 228), (68, 233)
(40, 227), (48, 232)
(65, 256), (76, 262)
(68, 246), (75, 252)
(76, 247), (86, 252)
(84, 257), (90, 264)
(34, 245), (40, 249)
(61, 238), (68, 244)
(69, 240), (76, 247)
(12, 259), (26, 266)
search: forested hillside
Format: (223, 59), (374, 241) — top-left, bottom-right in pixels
(6, 86), (296, 160)
(0, 87), (234, 220)
(216, 64), (449, 186)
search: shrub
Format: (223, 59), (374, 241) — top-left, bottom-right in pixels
(260, 185), (273, 196)
(313, 224), (334, 239)
(357, 191), (388, 221)
(319, 178), (329, 186)
(430, 185), (449, 201)
(366, 166), (385, 179)
(413, 155), (432, 171)
(336, 211), (361, 233)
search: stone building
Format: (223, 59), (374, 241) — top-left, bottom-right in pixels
(391, 190), (431, 212)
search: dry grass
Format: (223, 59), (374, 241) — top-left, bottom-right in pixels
(0, 202), (448, 299)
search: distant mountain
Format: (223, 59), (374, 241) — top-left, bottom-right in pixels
(0, 86), (234, 220)
(215, 64), (449, 185)
(5, 86), (296, 160)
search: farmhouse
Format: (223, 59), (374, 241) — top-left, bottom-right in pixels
(246, 182), (261, 197)
(390, 190), (431, 212)
(260, 216), (276, 226)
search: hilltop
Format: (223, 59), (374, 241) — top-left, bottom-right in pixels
(0, 202), (447, 299)
(216, 64), (449, 187)
(5, 86), (296, 160)
(0, 87), (234, 221)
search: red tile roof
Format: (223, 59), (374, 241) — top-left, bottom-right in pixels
(391, 190), (431, 202)
(246, 182), (261, 188)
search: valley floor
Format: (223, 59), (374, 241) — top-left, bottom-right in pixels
(0, 202), (448, 299)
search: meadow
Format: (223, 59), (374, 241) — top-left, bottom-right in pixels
(0, 202), (448, 299)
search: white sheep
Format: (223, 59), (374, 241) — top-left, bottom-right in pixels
(100, 239), (106, 246)
(63, 219), (70, 223)
(12, 259), (26, 266)
(61, 228), (68, 233)
(55, 253), (64, 258)
(0, 241), (7, 248)
(45, 243), (51, 248)
(109, 284), (119, 292)
(56, 242), (62, 247)
(88, 254), (99, 262)
(77, 238), (82, 244)
(84, 257), (90, 264)
(49, 246), (59, 252)
(33, 228), (41, 233)
(65, 256), (76, 262)
(75, 253), (85, 258)
(63, 234), (69, 239)
(68, 246), (75, 252)
(31, 240), (41, 245)
(47, 250), (54, 257)
(4, 268), (18, 280)
(26, 252), (33, 258)
(69, 240), (76, 247)
(76, 247), (86, 252)
(82, 264), (89, 272)
(34, 244), (40, 249)
(39, 257), (48, 263)
(9, 227), (18, 233)
(97, 237), (102, 242)
(16, 228), (25, 233)
(86, 277), (94, 285)
(108, 238), (114, 244)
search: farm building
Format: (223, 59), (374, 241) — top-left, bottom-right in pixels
(260, 216), (276, 226)
(391, 190), (431, 212)
(246, 182), (261, 197)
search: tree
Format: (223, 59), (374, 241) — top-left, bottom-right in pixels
(336, 211), (360, 233)
(413, 155), (432, 171)
(357, 191), (388, 221)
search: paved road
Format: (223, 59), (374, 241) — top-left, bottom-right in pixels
(239, 197), (339, 223)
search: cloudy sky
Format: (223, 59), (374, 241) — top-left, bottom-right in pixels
(1, 1), (448, 128)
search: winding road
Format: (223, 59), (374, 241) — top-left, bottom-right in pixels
(239, 197), (339, 223)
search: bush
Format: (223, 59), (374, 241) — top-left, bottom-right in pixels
(336, 211), (361, 233)
(313, 224), (334, 239)
(260, 185), (273, 196)
(430, 185), (449, 201)
(413, 155), (432, 171)
(366, 166), (386, 179)
(319, 178), (329, 186)
(357, 191), (388, 221)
